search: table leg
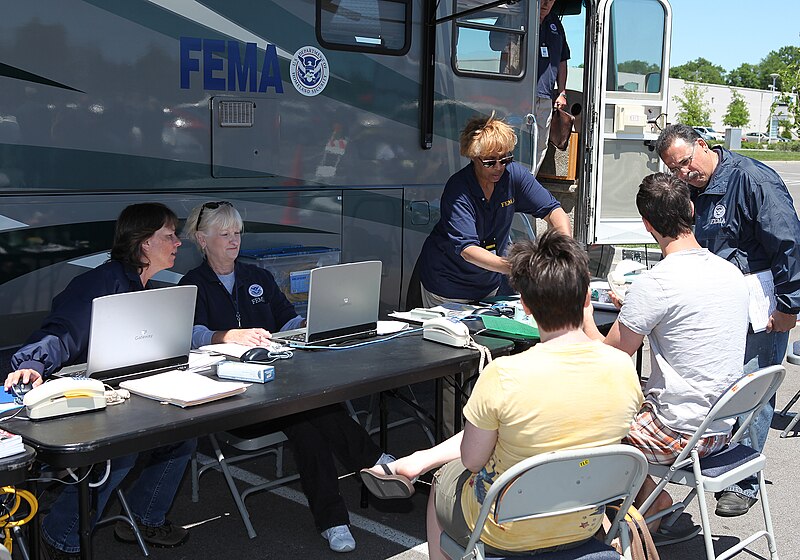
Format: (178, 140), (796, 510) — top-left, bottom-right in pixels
(636, 345), (643, 377)
(379, 391), (388, 451)
(434, 378), (443, 443)
(77, 467), (92, 560)
(453, 370), (464, 434)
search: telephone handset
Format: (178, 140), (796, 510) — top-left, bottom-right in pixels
(422, 317), (471, 348)
(606, 259), (647, 303)
(24, 377), (106, 420)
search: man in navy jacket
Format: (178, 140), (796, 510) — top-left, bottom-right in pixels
(657, 123), (800, 516)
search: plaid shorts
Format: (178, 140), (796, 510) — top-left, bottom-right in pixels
(624, 403), (729, 465)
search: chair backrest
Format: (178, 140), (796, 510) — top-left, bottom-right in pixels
(694, 365), (785, 445)
(489, 445), (648, 525)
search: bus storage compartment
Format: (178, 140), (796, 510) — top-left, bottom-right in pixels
(239, 246), (341, 317)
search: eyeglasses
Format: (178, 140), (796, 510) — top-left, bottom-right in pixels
(196, 201), (232, 231)
(668, 142), (697, 175)
(479, 155), (514, 168)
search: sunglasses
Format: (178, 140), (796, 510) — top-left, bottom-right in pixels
(479, 155), (514, 168)
(196, 201), (232, 231)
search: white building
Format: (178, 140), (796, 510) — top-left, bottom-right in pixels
(666, 79), (796, 136)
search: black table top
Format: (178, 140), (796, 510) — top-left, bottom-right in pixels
(1, 333), (512, 467)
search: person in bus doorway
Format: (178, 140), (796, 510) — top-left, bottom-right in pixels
(417, 113), (570, 435)
(656, 123), (800, 517)
(489, 0), (569, 175)
(5, 203), (194, 559)
(534, 0), (570, 174)
(179, 201), (395, 553)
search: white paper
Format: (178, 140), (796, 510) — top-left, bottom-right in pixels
(376, 320), (410, 335)
(744, 270), (776, 333)
(121, 370), (248, 407)
(199, 343), (251, 358)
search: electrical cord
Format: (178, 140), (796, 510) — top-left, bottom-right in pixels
(0, 486), (37, 555)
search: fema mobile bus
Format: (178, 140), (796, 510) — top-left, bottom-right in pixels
(0, 0), (671, 351)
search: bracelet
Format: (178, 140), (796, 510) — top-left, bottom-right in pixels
(558, 92), (567, 97)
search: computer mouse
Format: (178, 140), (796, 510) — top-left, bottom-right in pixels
(240, 347), (271, 363)
(8, 381), (33, 401)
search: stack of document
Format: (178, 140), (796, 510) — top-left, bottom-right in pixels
(0, 429), (24, 459)
(120, 371), (249, 408)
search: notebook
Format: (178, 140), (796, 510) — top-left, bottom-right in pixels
(271, 261), (381, 348)
(56, 285), (198, 385)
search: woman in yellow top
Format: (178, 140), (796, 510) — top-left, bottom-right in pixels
(362, 231), (643, 558)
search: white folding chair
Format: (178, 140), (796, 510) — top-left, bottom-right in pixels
(191, 430), (299, 538)
(439, 445), (649, 560)
(778, 340), (800, 437)
(639, 365), (785, 560)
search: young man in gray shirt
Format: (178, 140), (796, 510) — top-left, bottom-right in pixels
(584, 173), (749, 531)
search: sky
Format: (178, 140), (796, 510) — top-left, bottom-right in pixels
(669, 0), (800, 71)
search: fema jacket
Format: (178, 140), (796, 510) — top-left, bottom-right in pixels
(11, 260), (146, 377)
(178, 259), (297, 333)
(693, 148), (800, 315)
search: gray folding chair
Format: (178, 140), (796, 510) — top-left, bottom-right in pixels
(191, 430), (299, 538)
(779, 340), (800, 437)
(639, 365), (785, 560)
(439, 445), (649, 560)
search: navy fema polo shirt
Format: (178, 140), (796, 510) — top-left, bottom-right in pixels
(419, 161), (561, 300)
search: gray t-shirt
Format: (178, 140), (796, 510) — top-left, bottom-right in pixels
(619, 248), (749, 435)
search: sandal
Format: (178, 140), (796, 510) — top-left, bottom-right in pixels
(359, 463), (416, 499)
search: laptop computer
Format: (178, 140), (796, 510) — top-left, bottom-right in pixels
(57, 285), (197, 385)
(271, 261), (381, 348)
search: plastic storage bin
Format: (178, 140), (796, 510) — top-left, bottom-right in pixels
(239, 246), (341, 316)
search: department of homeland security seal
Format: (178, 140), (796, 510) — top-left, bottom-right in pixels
(290, 46), (329, 97)
(249, 284), (264, 298)
(711, 203), (726, 225)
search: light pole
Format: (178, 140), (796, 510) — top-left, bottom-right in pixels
(769, 73), (780, 140)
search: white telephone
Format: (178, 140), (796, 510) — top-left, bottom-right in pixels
(422, 317), (471, 348)
(24, 378), (106, 421)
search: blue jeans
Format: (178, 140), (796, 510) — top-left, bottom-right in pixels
(725, 329), (789, 499)
(42, 439), (196, 554)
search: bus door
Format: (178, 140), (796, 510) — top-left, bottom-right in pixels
(583, 0), (672, 244)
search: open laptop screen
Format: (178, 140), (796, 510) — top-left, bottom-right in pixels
(83, 285), (197, 383)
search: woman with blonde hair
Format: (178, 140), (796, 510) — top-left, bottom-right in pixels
(179, 201), (394, 553)
(418, 113), (570, 308)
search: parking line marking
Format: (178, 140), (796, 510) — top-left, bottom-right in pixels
(195, 453), (426, 550)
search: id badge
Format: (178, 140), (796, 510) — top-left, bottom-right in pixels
(540, 46), (549, 58)
(481, 237), (498, 255)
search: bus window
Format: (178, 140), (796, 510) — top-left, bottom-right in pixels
(605, 0), (666, 94)
(452, 1), (527, 78)
(317, 0), (411, 55)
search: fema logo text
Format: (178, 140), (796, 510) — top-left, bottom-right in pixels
(290, 46), (329, 97)
(180, 37), (283, 93)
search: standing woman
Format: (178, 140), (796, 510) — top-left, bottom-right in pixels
(179, 201), (393, 553)
(418, 113), (571, 308)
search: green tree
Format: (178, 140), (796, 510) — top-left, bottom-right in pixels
(618, 60), (659, 75)
(722, 91), (750, 128)
(673, 84), (712, 126)
(670, 57), (726, 85)
(726, 63), (760, 89)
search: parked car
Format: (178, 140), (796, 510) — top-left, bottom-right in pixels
(743, 132), (770, 143)
(693, 126), (725, 141)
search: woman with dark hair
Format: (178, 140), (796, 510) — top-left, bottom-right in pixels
(5, 202), (194, 559)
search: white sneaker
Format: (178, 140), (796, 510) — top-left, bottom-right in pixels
(321, 525), (356, 553)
